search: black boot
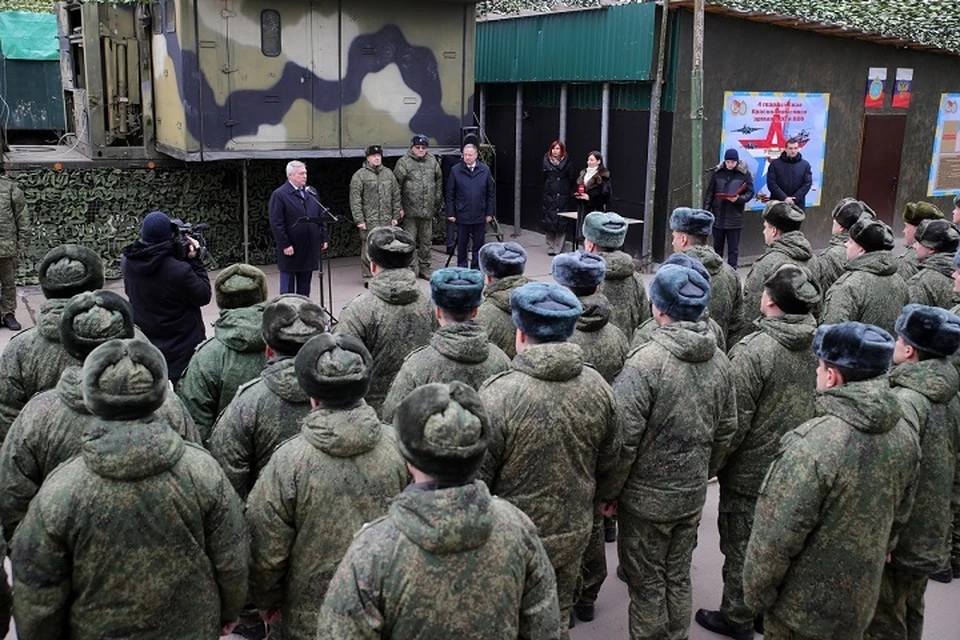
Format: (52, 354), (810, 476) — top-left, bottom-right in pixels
(952, 559), (960, 579)
(3, 313), (21, 331)
(568, 609), (576, 629)
(694, 609), (754, 640)
(930, 565), (953, 583)
(574, 603), (595, 622)
(604, 521), (617, 543)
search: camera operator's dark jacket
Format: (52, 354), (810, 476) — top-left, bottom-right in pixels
(121, 239), (211, 382)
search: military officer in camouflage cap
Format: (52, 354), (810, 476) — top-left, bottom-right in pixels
(582, 211), (651, 336)
(381, 267), (510, 423)
(743, 322), (920, 640)
(480, 281), (618, 634)
(177, 263), (269, 441)
(351, 144), (402, 283)
(0, 244), (104, 443)
(670, 206), (745, 346)
(246, 333), (408, 640)
(335, 226), (435, 414)
(320, 381), (562, 638)
(696, 264), (820, 640)
(608, 260), (737, 640)
(907, 218), (959, 309)
(395, 134), (443, 278)
(476, 241), (530, 359)
(209, 293), (326, 499)
(864, 305), (960, 639)
(819, 198), (876, 293)
(898, 201), (944, 280)
(12, 338), (248, 639)
(0, 289), (200, 540)
(821, 217), (908, 335)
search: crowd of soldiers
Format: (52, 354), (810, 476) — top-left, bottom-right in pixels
(0, 187), (958, 640)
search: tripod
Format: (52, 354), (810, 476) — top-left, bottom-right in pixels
(296, 187), (340, 329)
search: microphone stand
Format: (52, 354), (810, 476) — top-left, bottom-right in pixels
(295, 188), (340, 329)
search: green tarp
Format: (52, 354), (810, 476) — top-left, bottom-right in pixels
(0, 11), (58, 61)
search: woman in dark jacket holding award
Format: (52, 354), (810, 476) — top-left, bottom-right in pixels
(704, 148), (755, 268)
(574, 150), (612, 243)
(542, 140), (577, 256)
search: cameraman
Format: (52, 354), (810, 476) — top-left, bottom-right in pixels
(121, 210), (212, 383)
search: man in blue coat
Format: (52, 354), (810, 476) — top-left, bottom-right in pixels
(268, 161), (329, 296)
(767, 138), (813, 210)
(445, 143), (495, 269)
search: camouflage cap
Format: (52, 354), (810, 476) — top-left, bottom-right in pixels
(215, 263), (268, 309)
(430, 267), (484, 311)
(895, 304), (960, 358)
(914, 219), (960, 253)
(510, 282), (582, 342)
(762, 200), (805, 232)
(902, 201), (943, 226)
(38, 244), (105, 299)
(367, 226), (416, 270)
(582, 212), (628, 249)
(812, 322), (893, 375)
(394, 381), (489, 483)
(669, 207), (714, 237)
(552, 251), (606, 290)
(764, 264), (821, 315)
(59, 290), (136, 361)
(83, 339), (168, 420)
(262, 294), (326, 356)
(650, 262), (711, 322)
(478, 242), (526, 278)
(849, 218), (894, 252)
(295, 333), (372, 408)
(831, 198), (876, 231)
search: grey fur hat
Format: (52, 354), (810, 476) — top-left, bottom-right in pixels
(430, 268), (484, 311)
(762, 200), (805, 232)
(59, 290), (136, 361)
(83, 339), (168, 420)
(849, 218), (894, 252)
(510, 282), (582, 342)
(914, 219), (960, 253)
(551, 251), (606, 290)
(669, 207), (714, 237)
(763, 264), (820, 315)
(479, 242), (527, 278)
(294, 333), (372, 407)
(261, 294), (327, 356)
(367, 226), (416, 269)
(831, 198), (876, 231)
(582, 212), (628, 249)
(649, 262), (711, 322)
(812, 322), (894, 375)
(215, 264), (268, 310)
(895, 304), (960, 358)
(39, 244), (105, 299)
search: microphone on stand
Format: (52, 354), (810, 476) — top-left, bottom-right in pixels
(303, 186), (339, 222)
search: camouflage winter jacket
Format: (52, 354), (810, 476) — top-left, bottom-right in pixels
(476, 274), (530, 359)
(684, 244), (745, 346)
(246, 402), (408, 640)
(380, 321), (511, 423)
(817, 233), (848, 295)
(631, 315), (727, 353)
(0, 364), (200, 539)
(0, 529), (9, 638)
(318, 480), (563, 639)
(12, 416), (248, 639)
(350, 162), (401, 228)
(898, 246), (920, 281)
(394, 149), (443, 219)
(743, 231), (821, 328)
(908, 252), (956, 310)
(718, 314), (817, 514)
(598, 250), (650, 337)
(480, 342), (619, 569)
(610, 321), (738, 521)
(176, 304), (266, 442)
(335, 268), (436, 413)
(569, 293), (629, 383)
(820, 250), (909, 336)
(887, 358), (960, 574)
(0, 176), (28, 258)
(743, 378), (920, 639)
(208, 356), (311, 499)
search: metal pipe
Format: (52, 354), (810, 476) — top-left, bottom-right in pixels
(102, 38), (117, 139)
(478, 84), (486, 141)
(600, 82), (610, 163)
(514, 84), (523, 237)
(242, 159), (250, 264)
(116, 43), (129, 136)
(559, 83), (568, 143)
(691, 0), (705, 205)
(643, 0), (671, 266)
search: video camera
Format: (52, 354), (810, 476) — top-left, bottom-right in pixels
(170, 218), (209, 260)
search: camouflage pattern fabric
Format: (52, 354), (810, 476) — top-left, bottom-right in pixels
(334, 268), (435, 413)
(0, 176), (28, 258)
(400, 216), (434, 277)
(208, 356), (311, 499)
(0, 528), (9, 638)
(717, 510), (755, 631)
(817, 232), (849, 294)
(479, 341), (619, 629)
(907, 252), (956, 309)
(317, 481), (563, 639)
(0, 364), (200, 540)
(349, 162), (401, 229)
(763, 612), (818, 640)
(576, 510), (607, 607)
(246, 402), (408, 640)
(898, 246), (920, 281)
(475, 274), (530, 359)
(684, 244), (746, 347)
(394, 149), (443, 220)
(820, 250), (910, 336)
(176, 304), (266, 442)
(865, 566), (928, 640)
(743, 377), (920, 639)
(631, 315), (727, 353)
(11, 417), (248, 639)
(380, 320), (510, 423)
(569, 293), (629, 383)
(597, 250), (651, 338)
(742, 231), (821, 333)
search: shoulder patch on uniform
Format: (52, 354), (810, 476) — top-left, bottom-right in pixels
(193, 336), (216, 353)
(402, 345), (430, 362)
(791, 416), (831, 438)
(479, 368), (514, 390)
(234, 377), (263, 397)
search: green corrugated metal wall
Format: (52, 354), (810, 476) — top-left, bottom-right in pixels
(485, 82), (657, 111)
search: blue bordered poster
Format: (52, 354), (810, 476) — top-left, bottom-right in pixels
(927, 93), (960, 196)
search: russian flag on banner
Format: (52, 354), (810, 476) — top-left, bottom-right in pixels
(865, 67), (887, 109)
(893, 68), (914, 109)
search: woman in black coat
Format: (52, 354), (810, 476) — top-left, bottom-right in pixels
(542, 140), (577, 256)
(574, 150), (612, 242)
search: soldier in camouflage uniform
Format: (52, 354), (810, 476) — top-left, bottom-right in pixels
(246, 334), (408, 639)
(0, 171), (28, 331)
(818, 198), (875, 294)
(0, 527), (9, 637)
(176, 263), (269, 441)
(395, 134), (443, 278)
(0, 244), (103, 443)
(608, 260), (738, 640)
(898, 202), (944, 281)
(208, 294), (326, 499)
(335, 227), (435, 414)
(476, 241), (530, 359)
(12, 339), (248, 639)
(696, 264), (820, 640)
(319, 381), (563, 638)
(0, 290), (200, 540)
(820, 218), (908, 336)
(582, 211), (651, 337)
(381, 267), (510, 423)
(907, 219), (959, 309)
(742, 201), (820, 332)
(864, 305), (960, 640)
(669, 207), (745, 346)
(945, 256), (960, 584)
(743, 322), (920, 640)
(350, 144), (402, 283)
(480, 282), (618, 634)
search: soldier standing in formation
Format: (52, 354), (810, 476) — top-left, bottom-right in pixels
(818, 198), (876, 294)
(476, 241), (530, 359)
(907, 218), (960, 309)
(395, 134), (443, 279)
(0, 168), (28, 331)
(898, 201), (944, 280)
(350, 145), (401, 284)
